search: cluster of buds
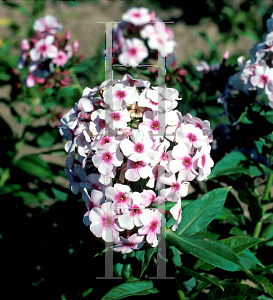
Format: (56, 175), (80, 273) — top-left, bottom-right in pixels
(110, 7), (177, 66)
(218, 13), (273, 108)
(58, 74), (214, 253)
(150, 59), (187, 86)
(18, 15), (83, 90)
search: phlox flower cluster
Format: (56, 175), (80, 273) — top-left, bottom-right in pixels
(109, 7), (177, 66)
(216, 13), (273, 109)
(58, 74), (214, 253)
(18, 15), (83, 90)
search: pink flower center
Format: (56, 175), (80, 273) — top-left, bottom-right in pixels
(133, 12), (141, 18)
(171, 182), (180, 192)
(151, 121), (159, 130)
(101, 137), (111, 145)
(261, 75), (268, 84)
(112, 112), (121, 121)
(105, 216), (113, 226)
(187, 132), (197, 142)
(183, 157), (192, 168)
(201, 155), (206, 167)
(149, 99), (158, 106)
(196, 123), (203, 129)
(116, 192), (126, 202)
(130, 205), (140, 214)
(115, 90), (126, 99)
(161, 152), (168, 160)
(150, 221), (158, 231)
(102, 152), (113, 163)
(134, 143), (144, 153)
(38, 44), (47, 53)
(129, 47), (137, 56)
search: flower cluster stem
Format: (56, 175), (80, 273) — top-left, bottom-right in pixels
(69, 68), (83, 95)
(253, 173), (273, 240)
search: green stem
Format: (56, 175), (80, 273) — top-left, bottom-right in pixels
(263, 173), (273, 201)
(174, 270), (186, 300)
(69, 68), (83, 95)
(253, 204), (266, 239)
(253, 173), (273, 240)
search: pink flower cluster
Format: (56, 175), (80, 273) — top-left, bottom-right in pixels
(58, 74), (214, 253)
(110, 7), (177, 66)
(218, 14), (273, 108)
(18, 15), (82, 89)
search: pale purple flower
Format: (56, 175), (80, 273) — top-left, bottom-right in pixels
(64, 165), (86, 195)
(146, 164), (164, 190)
(118, 192), (152, 230)
(160, 172), (190, 202)
(82, 188), (104, 226)
(33, 15), (62, 34)
(125, 160), (151, 182)
(140, 189), (157, 207)
(89, 202), (124, 242)
(120, 129), (154, 163)
(176, 123), (208, 151)
(118, 38), (148, 66)
(122, 7), (150, 26)
(170, 199), (182, 231)
(105, 108), (131, 130)
(169, 142), (198, 181)
(52, 50), (68, 66)
(112, 233), (145, 254)
(195, 145), (214, 181)
(138, 210), (162, 245)
(121, 74), (150, 88)
(150, 139), (172, 171)
(103, 83), (139, 110)
(29, 35), (58, 61)
(106, 183), (132, 214)
(92, 142), (123, 175)
(250, 65), (273, 94)
(138, 111), (163, 134)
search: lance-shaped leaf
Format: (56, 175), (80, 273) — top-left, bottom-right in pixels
(180, 266), (224, 291)
(166, 229), (250, 273)
(177, 187), (231, 235)
(135, 247), (157, 278)
(208, 151), (263, 179)
(101, 280), (158, 300)
(194, 236), (262, 271)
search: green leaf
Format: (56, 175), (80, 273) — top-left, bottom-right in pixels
(169, 245), (181, 267)
(136, 247), (157, 278)
(101, 280), (158, 300)
(208, 151), (260, 179)
(180, 266), (224, 290)
(261, 223), (273, 241)
(13, 155), (55, 180)
(166, 230), (249, 273)
(0, 183), (21, 195)
(239, 249), (264, 270)
(82, 287), (93, 298)
(207, 283), (260, 300)
(113, 263), (123, 277)
(195, 236), (262, 271)
(218, 236), (262, 255)
(37, 131), (56, 148)
(253, 275), (273, 297)
(51, 188), (68, 202)
(229, 226), (248, 236)
(177, 187), (231, 235)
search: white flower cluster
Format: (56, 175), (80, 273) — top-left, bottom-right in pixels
(58, 74), (214, 253)
(220, 13), (273, 108)
(111, 7), (177, 66)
